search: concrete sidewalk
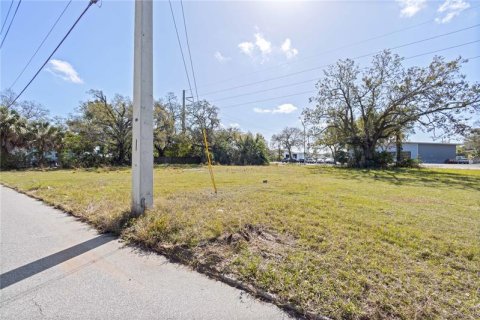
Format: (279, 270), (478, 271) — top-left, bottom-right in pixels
(0, 186), (292, 320)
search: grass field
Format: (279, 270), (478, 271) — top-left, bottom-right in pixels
(1, 165), (479, 319)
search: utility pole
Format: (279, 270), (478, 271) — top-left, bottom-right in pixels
(131, 0), (153, 216)
(181, 89), (186, 133)
(300, 117), (306, 163)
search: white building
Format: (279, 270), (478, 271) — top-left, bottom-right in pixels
(283, 151), (306, 161)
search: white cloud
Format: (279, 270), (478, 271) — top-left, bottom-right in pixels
(253, 107), (271, 113)
(281, 38), (298, 59)
(238, 31), (272, 61)
(254, 32), (272, 55)
(239, 30), (298, 62)
(397, 0), (427, 17)
(253, 103), (297, 114)
(435, 0), (470, 23)
(274, 104), (297, 113)
(47, 59), (83, 84)
(238, 42), (254, 56)
(214, 51), (231, 63)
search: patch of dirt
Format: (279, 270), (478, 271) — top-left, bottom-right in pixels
(193, 224), (297, 272)
(155, 225), (323, 319)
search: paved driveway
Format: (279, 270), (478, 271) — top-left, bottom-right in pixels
(422, 163), (480, 170)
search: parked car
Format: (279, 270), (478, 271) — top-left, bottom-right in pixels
(455, 156), (470, 164)
(305, 158), (316, 164)
(281, 158), (298, 163)
(445, 156), (470, 164)
(324, 157), (335, 164)
(316, 158), (325, 164)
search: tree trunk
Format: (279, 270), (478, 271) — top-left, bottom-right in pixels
(395, 132), (403, 163)
(155, 145), (165, 157)
(361, 141), (376, 168)
(118, 142), (126, 165)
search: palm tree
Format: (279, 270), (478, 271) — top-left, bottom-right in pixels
(0, 107), (28, 168)
(28, 121), (61, 167)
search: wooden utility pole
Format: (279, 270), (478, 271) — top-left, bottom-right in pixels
(131, 0), (153, 216)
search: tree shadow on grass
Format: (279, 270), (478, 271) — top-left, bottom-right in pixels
(307, 166), (480, 192)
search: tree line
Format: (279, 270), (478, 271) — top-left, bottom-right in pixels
(0, 89), (269, 169)
(2, 51), (479, 169)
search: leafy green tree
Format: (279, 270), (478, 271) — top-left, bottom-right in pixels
(315, 126), (345, 163)
(153, 100), (175, 157)
(212, 128), (240, 164)
(305, 51), (480, 167)
(236, 133), (269, 165)
(77, 90), (133, 165)
(464, 128), (480, 158)
(186, 99), (220, 159)
(212, 129), (269, 165)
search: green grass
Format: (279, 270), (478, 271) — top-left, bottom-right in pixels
(1, 165), (479, 319)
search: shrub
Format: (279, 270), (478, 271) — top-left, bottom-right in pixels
(396, 158), (421, 168)
(374, 151), (394, 168)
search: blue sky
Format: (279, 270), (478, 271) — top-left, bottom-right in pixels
(1, 0), (479, 142)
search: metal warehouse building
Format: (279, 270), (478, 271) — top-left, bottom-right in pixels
(387, 142), (457, 164)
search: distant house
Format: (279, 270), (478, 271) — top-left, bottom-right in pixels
(383, 142), (457, 164)
(283, 151), (306, 161)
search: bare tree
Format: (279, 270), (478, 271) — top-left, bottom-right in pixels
(1, 89), (49, 121)
(275, 127), (303, 160)
(270, 134), (284, 161)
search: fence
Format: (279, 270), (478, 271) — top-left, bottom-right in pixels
(155, 156), (202, 164)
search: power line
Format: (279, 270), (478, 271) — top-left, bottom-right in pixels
(201, 24), (480, 97)
(168, 0), (194, 101)
(211, 24), (480, 104)
(359, 24), (480, 60)
(404, 40), (480, 60)
(198, 4), (480, 90)
(0, 0), (14, 35)
(218, 39), (480, 110)
(9, 0), (73, 90)
(466, 55), (480, 60)
(180, 0), (199, 102)
(7, 0), (98, 107)
(0, 0), (22, 49)
(213, 77), (317, 103)
(222, 91), (312, 109)
(220, 114), (272, 133)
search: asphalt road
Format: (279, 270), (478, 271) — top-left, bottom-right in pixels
(421, 163), (480, 170)
(0, 186), (292, 320)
